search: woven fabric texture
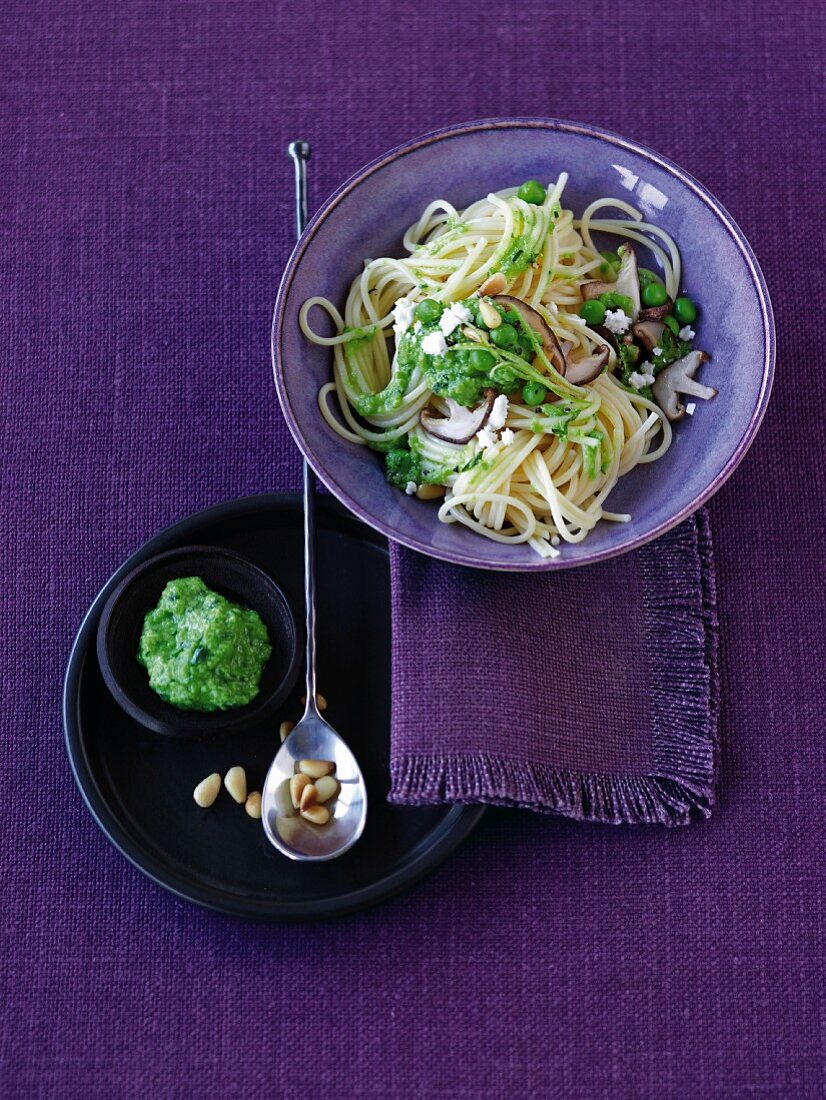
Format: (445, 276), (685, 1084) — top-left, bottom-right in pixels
(2, 1), (824, 1097)
(389, 511), (719, 824)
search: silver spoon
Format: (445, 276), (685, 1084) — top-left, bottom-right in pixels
(261, 140), (368, 861)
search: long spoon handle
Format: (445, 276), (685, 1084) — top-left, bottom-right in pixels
(287, 140), (318, 715)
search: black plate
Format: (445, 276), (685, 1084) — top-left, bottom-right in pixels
(63, 493), (485, 921)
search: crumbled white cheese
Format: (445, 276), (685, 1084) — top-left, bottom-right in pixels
(679, 325), (695, 341)
(488, 394), (509, 431)
(438, 301), (473, 337)
(421, 331), (448, 356)
(652, 347), (663, 357)
(392, 297), (416, 337)
(476, 427), (498, 450)
(628, 371), (656, 390)
(404, 481), (417, 495)
(685, 403), (697, 416)
(500, 428), (515, 446)
(603, 308), (631, 335)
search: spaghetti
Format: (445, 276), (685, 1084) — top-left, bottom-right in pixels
(299, 174), (710, 559)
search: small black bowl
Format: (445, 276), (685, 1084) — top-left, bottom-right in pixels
(96, 545), (300, 737)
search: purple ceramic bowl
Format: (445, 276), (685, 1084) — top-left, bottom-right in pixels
(272, 119), (774, 571)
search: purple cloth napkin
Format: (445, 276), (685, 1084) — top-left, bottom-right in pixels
(389, 510), (718, 825)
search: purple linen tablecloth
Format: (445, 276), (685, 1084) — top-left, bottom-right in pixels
(2, 2), (824, 1097)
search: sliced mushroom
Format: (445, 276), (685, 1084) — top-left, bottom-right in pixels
(615, 244), (641, 320)
(652, 351), (716, 421)
(476, 273), (507, 297)
(420, 390), (494, 443)
(491, 295), (567, 375)
(638, 297), (673, 322)
(590, 324), (621, 355)
(631, 320), (666, 354)
(581, 244), (641, 320)
(565, 346), (610, 386)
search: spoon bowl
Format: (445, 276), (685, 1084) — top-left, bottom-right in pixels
(262, 708), (367, 861)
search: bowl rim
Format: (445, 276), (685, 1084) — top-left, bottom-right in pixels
(95, 543), (301, 736)
(272, 116), (775, 572)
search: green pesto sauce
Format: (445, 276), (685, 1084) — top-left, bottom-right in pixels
(415, 220), (468, 255)
(494, 233), (538, 278)
(137, 577), (271, 711)
(355, 335), (418, 416)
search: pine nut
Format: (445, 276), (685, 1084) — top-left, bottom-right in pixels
(279, 720), (294, 743)
(193, 773), (221, 808)
(314, 776), (339, 804)
(298, 759), (335, 780)
(245, 791), (262, 819)
(299, 783), (318, 812)
(478, 298), (502, 328)
(479, 273), (507, 297)
(290, 772), (312, 809)
(300, 805), (331, 826)
(300, 693), (328, 711)
(461, 325), (483, 343)
(416, 484), (445, 501)
(224, 766), (247, 804)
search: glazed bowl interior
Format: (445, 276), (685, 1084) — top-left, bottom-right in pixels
(273, 119), (774, 571)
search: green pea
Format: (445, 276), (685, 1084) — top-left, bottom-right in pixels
(492, 323), (518, 348)
(673, 297), (697, 324)
(491, 365), (516, 385)
(663, 315), (680, 336)
(468, 348), (495, 373)
(517, 180), (546, 205)
(521, 380), (547, 406)
(579, 299), (607, 326)
(641, 283), (668, 308)
(602, 250), (620, 277)
(413, 298), (442, 323)
(637, 267), (663, 289)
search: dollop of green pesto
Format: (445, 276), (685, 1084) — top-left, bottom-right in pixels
(137, 577), (271, 711)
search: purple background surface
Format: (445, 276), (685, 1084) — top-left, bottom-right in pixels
(2, 2), (824, 1096)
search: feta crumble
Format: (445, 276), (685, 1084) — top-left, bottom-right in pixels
(476, 427), (498, 450)
(404, 481), (417, 495)
(421, 331), (448, 356)
(603, 308), (631, 335)
(685, 403), (697, 416)
(628, 371), (655, 390)
(500, 428), (515, 446)
(488, 394), (509, 431)
(652, 347), (663, 357)
(392, 297), (416, 337)
(679, 325), (695, 341)
(438, 301), (473, 337)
